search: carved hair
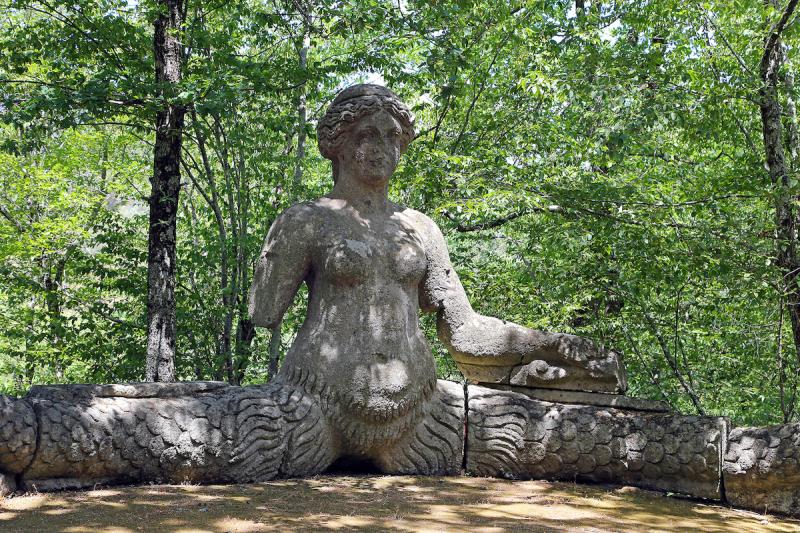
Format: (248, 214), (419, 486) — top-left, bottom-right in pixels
(317, 84), (415, 181)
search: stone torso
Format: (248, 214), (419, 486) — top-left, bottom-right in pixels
(278, 198), (437, 434)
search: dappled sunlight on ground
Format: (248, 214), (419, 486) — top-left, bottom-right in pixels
(0, 475), (797, 532)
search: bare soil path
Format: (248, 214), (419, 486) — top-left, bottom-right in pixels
(1, 475), (797, 532)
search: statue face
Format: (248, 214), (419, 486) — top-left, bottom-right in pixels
(340, 109), (403, 186)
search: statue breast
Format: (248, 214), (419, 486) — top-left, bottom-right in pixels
(319, 231), (427, 287)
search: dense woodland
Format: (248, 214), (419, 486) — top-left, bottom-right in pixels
(2, 0), (800, 426)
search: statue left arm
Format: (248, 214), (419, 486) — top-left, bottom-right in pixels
(417, 213), (625, 388)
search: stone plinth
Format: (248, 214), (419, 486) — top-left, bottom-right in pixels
(723, 423), (800, 517)
(466, 385), (727, 499)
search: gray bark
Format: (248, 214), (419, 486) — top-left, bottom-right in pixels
(292, 30), (310, 194)
(760, 0), (800, 399)
(146, 0), (185, 382)
(267, 321), (281, 381)
(784, 72), (799, 168)
(43, 257), (66, 380)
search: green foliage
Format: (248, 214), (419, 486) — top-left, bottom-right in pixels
(0, 0), (797, 425)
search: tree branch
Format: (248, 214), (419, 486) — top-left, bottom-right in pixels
(761, 0), (800, 81)
(442, 207), (546, 232)
(0, 203), (24, 232)
(641, 307), (706, 415)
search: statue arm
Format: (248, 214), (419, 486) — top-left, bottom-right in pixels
(248, 205), (313, 328)
(419, 214), (625, 388)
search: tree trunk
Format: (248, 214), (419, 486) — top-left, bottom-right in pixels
(782, 70), (800, 421)
(146, 0), (185, 382)
(235, 316), (255, 382)
(785, 71), (799, 168)
(293, 28), (310, 195)
(233, 135), (252, 384)
(43, 257), (66, 380)
(760, 0), (800, 395)
(267, 321), (282, 381)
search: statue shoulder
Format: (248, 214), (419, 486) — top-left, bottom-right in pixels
(271, 201), (325, 236)
(400, 207), (446, 244)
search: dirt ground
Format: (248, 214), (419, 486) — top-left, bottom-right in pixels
(0, 475), (798, 532)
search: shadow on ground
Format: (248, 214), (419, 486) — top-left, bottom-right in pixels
(1, 475), (797, 532)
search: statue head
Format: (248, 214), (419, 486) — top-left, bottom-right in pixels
(317, 84), (415, 184)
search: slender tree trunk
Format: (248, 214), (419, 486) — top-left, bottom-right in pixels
(267, 321), (282, 381)
(785, 72), (799, 168)
(642, 309), (705, 414)
(293, 29), (310, 194)
(233, 137), (253, 384)
(146, 0), (185, 382)
(43, 257), (66, 380)
(209, 117), (240, 384)
(188, 113), (233, 381)
(235, 317), (255, 381)
(761, 0), (800, 387)
(783, 70), (800, 421)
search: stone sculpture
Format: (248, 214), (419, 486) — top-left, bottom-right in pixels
(249, 83), (626, 396)
(0, 84), (620, 492)
(0, 84), (796, 518)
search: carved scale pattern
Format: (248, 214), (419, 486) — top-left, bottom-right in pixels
(723, 423), (800, 516)
(0, 395), (37, 474)
(467, 385), (726, 499)
(10, 383), (334, 490)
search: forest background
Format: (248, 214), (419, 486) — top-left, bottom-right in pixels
(1, 0), (798, 427)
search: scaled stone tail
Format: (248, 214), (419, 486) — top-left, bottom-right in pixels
(0, 394), (37, 477)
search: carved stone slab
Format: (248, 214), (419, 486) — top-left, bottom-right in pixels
(27, 381), (229, 401)
(723, 423), (800, 517)
(466, 385), (726, 499)
(458, 359), (626, 394)
(481, 384), (671, 412)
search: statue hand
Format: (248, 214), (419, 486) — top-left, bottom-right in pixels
(552, 333), (623, 379)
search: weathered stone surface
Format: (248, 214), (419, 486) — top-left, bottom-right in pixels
(507, 355), (627, 393)
(483, 384), (669, 412)
(0, 394), (37, 475)
(28, 381), (229, 401)
(18, 381), (333, 489)
(466, 385), (726, 499)
(252, 83), (626, 408)
(0, 378), (463, 490)
(0, 84), (621, 492)
(0, 472), (16, 496)
(723, 423), (800, 517)
(457, 357), (625, 394)
(454, 338), (626, 393)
